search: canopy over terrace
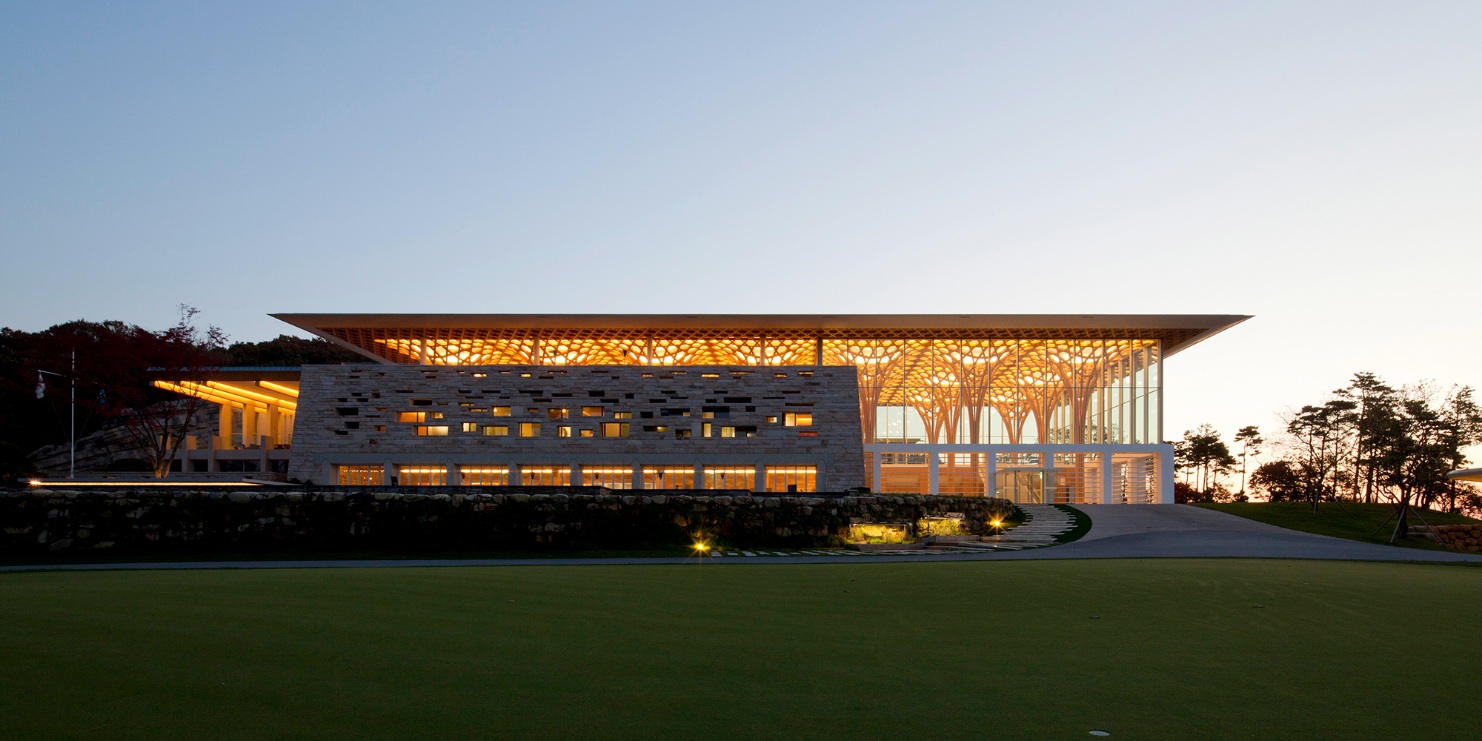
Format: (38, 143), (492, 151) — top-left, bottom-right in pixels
(273, 314), (1247, 448)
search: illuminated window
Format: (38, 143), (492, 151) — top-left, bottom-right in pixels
(398, 412), (425, 423)
(483, 425), (509, 436)
(675, 429), (692, 439)
(337, 464), (383, 486)
(784, 412), (813, 427)
(643, 466), (695, 490)
(581, 406), (604, 417)
(492, 407), (512, 417)
(765, 466), (817, 493)
(643, 425), (669, 433)
(702, 423), (712, 438)
(581, 465), (633, 489)
(472, 372), (487, 378)
(701, 373), (719, 378)
(461, 422), (478, 433)
(556, 425), (572, 438)
(520, 422), (541, 437)
(601, 422), (629, 438)
(613, 412), (632, 420)
(414, 425), (449, 436)
(373, 425), (386, 432)
(398, 465), (447, 486)
(579, 429), (595, 438)
(720, 426), (736, 438)
(461, 466), (508, 486)
(703, 466), (755, 491)
(765, 416), (778, 424)
(518, 465), (571, 486)
(431, 412), (444, 419)
(527, 408), (539, 415)
(548, 408), (569, 419)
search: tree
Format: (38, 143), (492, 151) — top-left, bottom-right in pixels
(1367, 384), (1482, 540)
(1250, 460), (1304, 502)
(1283, 399), (1356, 512)
(1336, 373), (1397, 504)
(223, 335), (361, 366)
(1233, 425), (1263, 500)
(87, 306), (226, 478)
(1178, 424), (1237, 499)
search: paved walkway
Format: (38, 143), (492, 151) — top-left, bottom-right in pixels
(1041, 504), (1482, 562)
(4, 505), (1481, 572)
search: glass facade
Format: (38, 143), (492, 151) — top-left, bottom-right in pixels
(345, 333), (1161, 446)
(824, 339), (1160, 446)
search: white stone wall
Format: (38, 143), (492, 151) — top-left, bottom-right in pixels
(288, 364), (866, 490)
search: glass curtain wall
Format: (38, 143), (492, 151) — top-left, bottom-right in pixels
(822, 339), (1160, 446)
(372, 332), (1161, 447)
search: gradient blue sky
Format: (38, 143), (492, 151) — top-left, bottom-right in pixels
(3, 1), (1480, 448)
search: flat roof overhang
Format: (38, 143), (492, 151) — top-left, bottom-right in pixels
(1447, 468), (1482, 483)
(273, 313), (1250, 364)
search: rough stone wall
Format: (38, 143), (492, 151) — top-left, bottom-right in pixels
(1415, 524), (1482, 552)
(288, 364), (865, 489)
(0, 488), (1014, 554)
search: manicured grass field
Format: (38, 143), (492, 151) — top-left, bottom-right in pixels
(1197, 501), (1479, 550)
(3, 560), (1479, 740)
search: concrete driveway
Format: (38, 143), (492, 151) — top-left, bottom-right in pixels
(1031, 504), (1482, 562)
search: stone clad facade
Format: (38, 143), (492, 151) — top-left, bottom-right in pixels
(288, 364), (865, 490)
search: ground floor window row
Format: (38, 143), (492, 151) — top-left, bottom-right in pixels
(336, 464), (817, 492)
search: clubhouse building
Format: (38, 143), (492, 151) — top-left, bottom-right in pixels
(157, 314), (1246, 503)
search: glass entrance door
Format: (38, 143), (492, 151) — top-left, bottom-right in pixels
(994, 470), (1044, 504)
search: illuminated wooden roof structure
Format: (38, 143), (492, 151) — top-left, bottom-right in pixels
(269, 314), (1246, 447)
(273, 314), (1244, 364)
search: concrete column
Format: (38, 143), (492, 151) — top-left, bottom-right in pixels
(1101, 451), (1114, 504)
(322, 462), (336, 486)
(567, 463), (579, 487)
(872, 451), (883, 494)
(242, 407), (258, 447)
(267, 406), (282, 447)
(218, 404), (233, 449)
(986, 450), (997, 500)
(1159, 448), (1175, 504)
(754, 463), (767, 492)
(692, 463), (704, 490)
(510, 463), (522, 486)
(927, 448), (939, 496)
(632, 463), (644, 489)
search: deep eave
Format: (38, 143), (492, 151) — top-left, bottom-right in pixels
(272, 313), (1250, 363)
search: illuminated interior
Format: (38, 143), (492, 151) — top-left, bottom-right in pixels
(271, 314), (1249, 450)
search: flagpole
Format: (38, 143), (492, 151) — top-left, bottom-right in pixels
(70, 349), (76, 479)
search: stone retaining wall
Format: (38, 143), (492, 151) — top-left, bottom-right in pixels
(1414, 524), (1482, 552)
(0, 487), (1015, 555)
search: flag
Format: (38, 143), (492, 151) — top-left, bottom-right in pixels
(36, 374), (44, 399)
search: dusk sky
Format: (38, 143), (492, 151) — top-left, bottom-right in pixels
(3, 1), (1479, 449)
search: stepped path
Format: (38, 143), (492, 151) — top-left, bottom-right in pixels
(919, 503), (1076, 552)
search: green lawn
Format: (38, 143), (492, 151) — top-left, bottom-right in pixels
(3, 560), (1480, 740)
(1197, 501), (1479, 550)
